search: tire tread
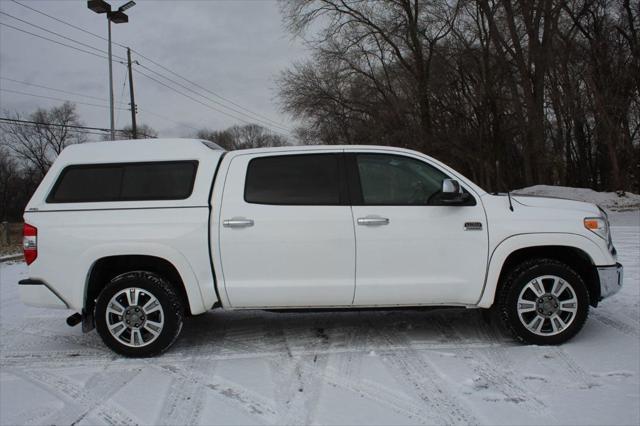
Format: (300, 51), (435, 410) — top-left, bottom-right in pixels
(95, 271), (184, 357)
(496, 258), (589, 345)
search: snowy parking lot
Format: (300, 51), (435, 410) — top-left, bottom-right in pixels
(1, 212), (638, 425)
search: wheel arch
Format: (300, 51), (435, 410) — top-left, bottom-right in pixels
(85, 255), (194, 317)
(477, 233), (605, 308)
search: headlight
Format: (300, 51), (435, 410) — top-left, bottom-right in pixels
(584, 217), (609, 241)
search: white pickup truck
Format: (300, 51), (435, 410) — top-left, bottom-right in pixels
(18, 139), (623, 356)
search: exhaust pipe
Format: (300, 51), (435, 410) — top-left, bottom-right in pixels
(66, 313), (82, 327)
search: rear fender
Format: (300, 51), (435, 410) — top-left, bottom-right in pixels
(81, 243), (210, 315)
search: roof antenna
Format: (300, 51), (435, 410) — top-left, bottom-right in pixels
(507, 191), (514, 212)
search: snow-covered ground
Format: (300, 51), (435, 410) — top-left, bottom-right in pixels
(1, 206), (638, 425)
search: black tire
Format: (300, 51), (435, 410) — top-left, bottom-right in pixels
(95, 271), (184, 357)
(496, 258), (589, 345)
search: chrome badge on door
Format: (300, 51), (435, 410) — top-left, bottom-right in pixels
(464, 222), (483, 231)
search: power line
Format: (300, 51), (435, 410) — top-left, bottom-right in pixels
(131, 49), (291, 129)
(6, 1), (291, 135)
(0, 76), (194, 133)
(133, 68), (288, 137)
(0, 77), (128, 106)
(133, 68), (290, 137)
(0, 21), (109, 60)
(132, 69), (254, 126)
(10, 0), (127, 49)
(2, 123), (112, 137)
(0, 11), (125, 61)
(138, 108), (201, 133)
(1, 88), (130, 111)
(135, 62), (291, 134)
(9, 0), (288, 131)
(0, 117), (123, 133)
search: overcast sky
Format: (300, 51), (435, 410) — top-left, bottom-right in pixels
(0, 0), (310, 140)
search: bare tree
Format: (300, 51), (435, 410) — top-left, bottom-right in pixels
(0, 102), (86, 178)
(116, 123), (159, 140)
(0, 147), (18, 221)
(197, 124), (289, 150)
(278, 0), (639, 192)
(282, 0), (461, 152)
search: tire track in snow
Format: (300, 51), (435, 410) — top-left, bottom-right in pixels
(300, 327), (335, 425)
(334, 324), (368, 383)
(158, 327), (279, 425)
(315, 364), (433, 424)
(264, 324), (304, 425)
(158, 360), (278, 424)
(540, 347), (600, 390)
(0, 340), (518, 371)
(433, 312), (556, 422)
(295, 314), (439, 424)
(157, 337), (227, 425)
(16, 367), (139, 425)
(8, 406), (55, 426)
(370, 319), (481, 425)
(1, 322), (106, 352)
(264, 320), (332, 425)
(591, 311), (639, 338)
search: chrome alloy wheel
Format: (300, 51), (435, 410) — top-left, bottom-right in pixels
(516, 275), (578, 336)
(105, 287), (165, 347)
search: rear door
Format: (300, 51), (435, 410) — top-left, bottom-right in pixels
(218, 151), (356, 307)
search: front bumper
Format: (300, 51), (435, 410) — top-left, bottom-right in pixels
(19, 279), (69, 309)
(597, 263), (623, 300)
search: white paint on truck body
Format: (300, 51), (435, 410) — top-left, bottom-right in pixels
(23, 139), (223, 314)
(20, 139), (619, 315)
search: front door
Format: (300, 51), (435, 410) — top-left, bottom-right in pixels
(219, 151), (356, 308)
(348, 152), (488, 306)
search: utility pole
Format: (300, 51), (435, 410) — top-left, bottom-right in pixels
(127, 47), (137, 139)
(107, 18), (115, 140)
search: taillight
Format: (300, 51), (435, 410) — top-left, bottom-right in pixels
(23, 223), (37, 265)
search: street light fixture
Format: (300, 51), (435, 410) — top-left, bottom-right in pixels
(119, 1), (136, 12)
(87, 1), (136, 140)
(87, 0), (110, 14)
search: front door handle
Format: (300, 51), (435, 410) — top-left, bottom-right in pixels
(357, 216), (390, 226)
(223, 218), (255, 228)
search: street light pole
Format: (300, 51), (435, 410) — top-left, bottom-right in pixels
(87, 1), (135, 141)
(107, 18), (115, 140)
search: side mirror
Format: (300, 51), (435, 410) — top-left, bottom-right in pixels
(442, 179), (461, 195)
(440, 179), (469, 205)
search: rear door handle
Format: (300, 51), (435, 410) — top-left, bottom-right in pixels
(357, 216), (390, 226)
(223, 218), (254, 228)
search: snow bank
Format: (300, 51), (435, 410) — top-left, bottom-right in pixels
(514, 185), (640, 211)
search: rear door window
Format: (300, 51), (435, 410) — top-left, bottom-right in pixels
(244, 154), (343, 205)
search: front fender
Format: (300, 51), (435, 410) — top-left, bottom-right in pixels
(476, 233), (610, 308)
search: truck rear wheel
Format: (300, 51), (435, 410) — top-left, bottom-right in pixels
(95, 271), (184, 357)
(497, 259), (589, 345)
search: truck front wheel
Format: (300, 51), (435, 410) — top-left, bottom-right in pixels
(95, 271), (184, 357)
(497, 259), (589, 345)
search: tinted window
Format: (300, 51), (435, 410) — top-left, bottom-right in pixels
(356, 154), (448, 205)
(245, 154), (341, 205)
(121, 163), (196, 200)
(49, 166), (122, 203)
(48, 161), (198, 203)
